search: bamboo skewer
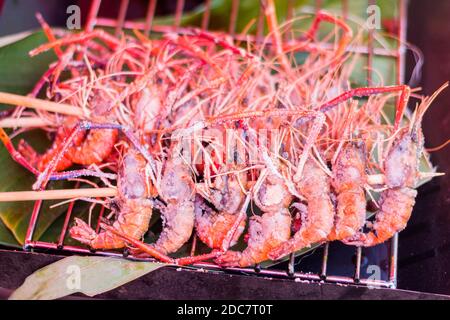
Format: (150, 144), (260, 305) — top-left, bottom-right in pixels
(0, 117), (53, 128)
(0, 173), (444, 203)
(0, 187), (117, 202)
(367, 172), (445, 185)
(0, 92), (84, 117)
(367, 174), (385, 185)
(234, 173), (444, 190)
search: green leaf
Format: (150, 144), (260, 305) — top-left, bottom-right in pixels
(0, 218), (20, 248)
(200, 0), (307, 34)
(9, 256), (163, 300)
(151, 0), (308, 34)
(38, 191), (99, 247)
(0, 129), (74, 245)
(0, 31), (74, 246)
(0, 31), (56, 96)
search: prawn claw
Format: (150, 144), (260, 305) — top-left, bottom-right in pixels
(69, 218), (98, 246)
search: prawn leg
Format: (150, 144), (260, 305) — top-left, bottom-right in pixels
(200, 85), (409, 131)
(319, 85), (411, 130)
(100, 223), (174, 263)
(107, 223), (223, 265)
(175, 250), (224, 266)
(0, 128), (41, 175)
(35, 13), (63, 57)
(33, 120), (154, 190)
(305, 11), (353, 60)
(0, 128), (115, 181)
(30, 29), (120, 57)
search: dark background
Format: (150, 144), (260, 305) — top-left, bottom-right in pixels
(0, 0), (449, 296)
(400, 0), (450, 295)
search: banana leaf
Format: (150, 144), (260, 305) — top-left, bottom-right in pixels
(0, 31), (75, 245)
(153, 0), (307, 33)
(0, 31), (55, 96)
(0, 129), (74, 245)
(0, 218), (19, 248)
(9, 256), (163, 300)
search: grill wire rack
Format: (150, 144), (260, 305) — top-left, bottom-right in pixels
(23, 0), (408, 289)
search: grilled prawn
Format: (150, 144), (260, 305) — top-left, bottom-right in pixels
(153, 150), (196, 254)
(269, 158), (334, 260)
(343, 86), (445, 247)
(344, 130), (420, 247)
(195, 166), (248, 250)
(70, 148), (153, 249)
(328, 142), (367, 241)
(216, 166), (293, 267)
(18, 116), (117, 172)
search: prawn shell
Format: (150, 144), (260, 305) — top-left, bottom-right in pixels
(90, 199), (153, 249)
(160, 160), (195, 203)
(215, 209), (291, 267)
(344, 188), (416, 247)
(384, 128), (422, 188)
(155, 201), (195, 254)
(328, 143), (367, 241)
(70, 149), (153, 249)
(195, 204), (246, 249)
(344, 129), (422, 247)
(67, 128), (118, 166)
(269, 159), (334, 260)
(154, 154), (196, 254)
(253, 173), (292, 213)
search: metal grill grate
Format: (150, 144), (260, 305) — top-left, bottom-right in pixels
(23, 0), (408, 289)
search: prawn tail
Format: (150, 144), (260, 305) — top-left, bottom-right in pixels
(268, 240), (296, 261)
(70, 218), (125, 249)
(344, 188), (417, 247)
(215, 250), (243, 267)
(155, 201), (195, 254)
(67, 129), (118, 165)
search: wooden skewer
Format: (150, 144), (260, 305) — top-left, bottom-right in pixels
(0, 92), (84, 117)
(0, 117), (53, 128)
(0, 172), (444, 203)
(200, 175), (386, 190)
(367, 174), (384, 185)
(418, 171), (446, 179)
(0, 187), (117, 202)
(201, 172), (445, 190)
(366, 172), (445, 186)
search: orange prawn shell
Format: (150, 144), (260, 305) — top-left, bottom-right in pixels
(70, 149), (154, 249)
(328, 142), (367, 241)
(215, 209), (292, 267)
(195, 210), (246, 249)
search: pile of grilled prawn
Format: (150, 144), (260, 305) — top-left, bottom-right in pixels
(0, 2), (445, 267)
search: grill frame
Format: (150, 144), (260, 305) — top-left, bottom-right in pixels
(23, 0), (409, 290)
